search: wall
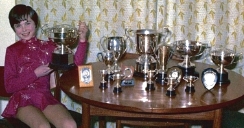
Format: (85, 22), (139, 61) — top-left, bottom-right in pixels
(0, 0), (15, 118)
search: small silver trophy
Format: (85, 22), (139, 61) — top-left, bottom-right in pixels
(155, 45), (172, 85)
(97, 50), (115, 81)
(183, 75), (198, 93)
(99, 69), (108, 89)
(100, 36), (128, 72)
(113, 68), (133, 93)
(144, 69), (156, 91)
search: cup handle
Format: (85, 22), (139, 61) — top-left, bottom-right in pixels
(99, 36), (108, 51)
(123, 67), (133, 79)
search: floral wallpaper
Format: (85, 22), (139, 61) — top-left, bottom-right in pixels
(15, 0), (244, 127)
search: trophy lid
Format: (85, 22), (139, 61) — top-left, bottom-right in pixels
(135, 29), (157, 35)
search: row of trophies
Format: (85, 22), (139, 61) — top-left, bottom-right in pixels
(40, 23), (242, 96)
(96, 28), (242, 96)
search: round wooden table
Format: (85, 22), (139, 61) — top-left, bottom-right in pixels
(59, 59), (244, 128)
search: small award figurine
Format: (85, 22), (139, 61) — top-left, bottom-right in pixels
(99, 70), (108, 89)
(166, 77), (177, 97)
(113, 67), (133, 93)
(183, 75), (198, 93)
(145, 69), (156, 91)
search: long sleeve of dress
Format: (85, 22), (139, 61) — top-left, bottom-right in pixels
(4, 47), (38, 94)
(74, 41), (88, 66)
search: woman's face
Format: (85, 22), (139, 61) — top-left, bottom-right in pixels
(13, 16), (36, 41)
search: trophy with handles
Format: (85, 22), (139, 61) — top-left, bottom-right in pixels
(100, 36), (128, 72)
(42, 24), (78, 70)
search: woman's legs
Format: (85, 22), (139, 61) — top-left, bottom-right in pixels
(16, 105), (51, 128)
(43, 104), (77, 128)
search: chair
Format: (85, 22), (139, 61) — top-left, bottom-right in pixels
(0, 66), (82, 128)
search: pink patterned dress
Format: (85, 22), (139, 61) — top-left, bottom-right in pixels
(1, 37), (87, 118)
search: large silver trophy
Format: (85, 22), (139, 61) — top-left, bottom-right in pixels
(210, 47), (235, 84)
(42, 24), (78, 70)
(126, 28), (171, 77)
(100, 36), (128, 72)
(172, 40), (207, 76)
(132, 29), (158, 77)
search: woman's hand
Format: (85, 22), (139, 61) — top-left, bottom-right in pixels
(34, 64), (53, 78)
(78, 21), (88, 42)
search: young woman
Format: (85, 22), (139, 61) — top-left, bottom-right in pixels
(2, 4), (88, 128)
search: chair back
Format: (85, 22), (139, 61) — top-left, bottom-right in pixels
(0, 66), (12, 97)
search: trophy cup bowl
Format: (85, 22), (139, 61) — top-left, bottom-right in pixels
(172, 40), (205, 76)
(210, 47), (235, 84)
(42, 24), (78, 70)
(100, 36), (128, 71)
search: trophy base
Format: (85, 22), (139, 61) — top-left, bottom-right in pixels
(178, 66), (199, 77)
(49, 63), (75, 70)
(99, 82), (108, 89)
(166, 90), (176, 97)
(113, 87), (122, 93)
(185, 86), (195, 93)
(145, 83), (155, 91)
(134, 61), (157, 77)
(155, 72), (167, 85)
(51, 53), (74, 70)
(218, 72), (230, 85)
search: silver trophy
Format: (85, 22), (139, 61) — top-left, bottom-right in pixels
(172, 40), (206, 76)
(183, 75), (199, 93)
(113, 68), (133, 93)
(42, 24), (78, 70)
(100, 36), (128, 72)
(134, 29), (158, 77)
(155, 45), (172, 85)
(210, 47), (235, 84)
(126, 28), (171, 77)
(144, 69), (156, 91)
(99, 69), (108, 89)
(97, 50), (115, 81)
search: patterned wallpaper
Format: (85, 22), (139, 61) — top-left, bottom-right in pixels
(14, 0), (244, 127)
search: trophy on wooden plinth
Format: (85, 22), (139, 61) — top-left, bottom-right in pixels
(172, 40), (206, 77)
(210, 47), (235, 84)
(42, 24), (78, 70)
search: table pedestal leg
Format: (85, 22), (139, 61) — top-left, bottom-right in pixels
(213, 109), (222, 128)
(82, 103), (90, 128)
(99, 116), (105, 128)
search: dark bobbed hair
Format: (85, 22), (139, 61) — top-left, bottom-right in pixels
(9, 4), (39, 31)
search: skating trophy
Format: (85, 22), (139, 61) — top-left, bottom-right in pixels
(100, 36), (128, 72)
(97, 50), (115, 81)
(155, 45), (172, 85)
(210, 47), (235, 84)
(144, 69), (156, 91)
(42, 24), (78, 70)
(183, 75), (198, 93)
(126, 28), (171, 77)
(99, 69), (108, 89)
(172, 40), (206, 77)
(113, 68), (133, 93)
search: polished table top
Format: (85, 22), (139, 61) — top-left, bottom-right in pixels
(60, 59), (244, 114)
